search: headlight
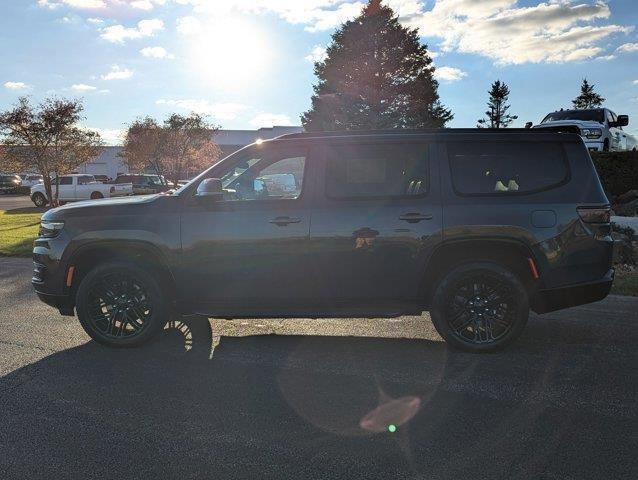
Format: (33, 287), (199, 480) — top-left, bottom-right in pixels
(581, 128), (602, 139)
(39, 220), (65, 238)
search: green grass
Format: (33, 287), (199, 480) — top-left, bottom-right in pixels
(0, 208), (44, 257)
(611, 271), (638, 297)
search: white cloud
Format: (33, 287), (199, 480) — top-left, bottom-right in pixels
(176, 16), (202, 36)
(174, 1), (631, 63)
(86, 127), (124, 145)
(433, 66), (467, 82)
(87, 17), (104, 24)
(39, 0), (166, 10)
(140, 46), (173, 59)
(404, 0), (633, 65)
(64, 0), (105, 7)
(71, 83), (97, 91)
(249, 113), (294, 128)
(4, 81), (29, 90)
(100, 18), (164, 43)
(305, 45), (327, 63)
(156, 99), (248, 120)
(177, 0), (365, 33)
(101, 65), (133, 80)
(617, 43), (638, 53)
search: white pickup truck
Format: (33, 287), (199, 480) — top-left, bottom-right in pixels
(30, 174), (133, 207)
(533, 108), (637, 152)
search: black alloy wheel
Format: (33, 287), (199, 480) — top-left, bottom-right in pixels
(76, 261), (169, 347)
(431, 263), (529, 352)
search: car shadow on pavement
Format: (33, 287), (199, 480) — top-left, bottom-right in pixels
(0, 315), (635, 480)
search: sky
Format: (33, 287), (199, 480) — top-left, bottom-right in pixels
(0, 0), (637, 144)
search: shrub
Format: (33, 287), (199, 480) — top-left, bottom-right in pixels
(591, 151), (638, 200)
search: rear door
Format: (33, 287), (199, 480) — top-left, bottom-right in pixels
(308, 139), (442, 304)
(76, 175), (96, 199)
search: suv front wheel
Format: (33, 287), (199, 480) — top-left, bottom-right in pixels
(430, 262), (529, 353)
(76, 261), (169, 347)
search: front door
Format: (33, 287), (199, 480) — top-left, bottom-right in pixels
(178, 143), (317, 313)
(308, 140), (442, 306)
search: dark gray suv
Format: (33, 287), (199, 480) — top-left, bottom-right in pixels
(32, 130), (614, 352)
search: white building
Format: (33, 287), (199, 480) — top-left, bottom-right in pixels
(76, 126), (304, 180)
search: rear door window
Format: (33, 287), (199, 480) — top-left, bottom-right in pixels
(448, 141), (568, 195)
(326, 143), (428, 199)
(58, 176), (73, 186)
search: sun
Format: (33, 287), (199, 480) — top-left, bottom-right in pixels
(186, 16), (273, 90)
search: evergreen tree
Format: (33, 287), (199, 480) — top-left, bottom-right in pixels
(301, 0), (452, 131)
(477, 80), (518, 129)
(572, 78), (605, 109)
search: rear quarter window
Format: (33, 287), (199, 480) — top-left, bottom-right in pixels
(448, 141), (568, 195)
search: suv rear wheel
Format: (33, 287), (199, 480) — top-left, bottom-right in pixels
(430, 262), (529, 353)
(76, 261), (169, 347)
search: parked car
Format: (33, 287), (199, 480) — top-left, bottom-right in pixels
(114, 174), (170, 195)
(30, 174), (133, 207)
(32, 129), (613, 352)
(20, 173), (44, 188)
(533, 108), (637, 151)
(0, 174), (21, 194)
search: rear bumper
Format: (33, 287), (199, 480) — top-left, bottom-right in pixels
(531, 268), (614, 314)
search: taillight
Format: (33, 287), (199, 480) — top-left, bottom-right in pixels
(110, 186), (115, 193)
(577, 206), (611, 223)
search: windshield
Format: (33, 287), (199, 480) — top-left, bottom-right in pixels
(541, 109), (604, 124)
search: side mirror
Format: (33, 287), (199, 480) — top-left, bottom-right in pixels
(617, 115), (629, 127)
(195, 178), (223, 203)
(524, 121), (533, 129)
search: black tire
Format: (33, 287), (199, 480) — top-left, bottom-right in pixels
(430, 262), (529, 353)
(90, 192), (104, 200)
(32, 192), (48, 207)
(603, 139), (610, 152)
(75, 261), (169, 347)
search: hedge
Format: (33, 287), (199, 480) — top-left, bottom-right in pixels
(591, 151), (638, 200)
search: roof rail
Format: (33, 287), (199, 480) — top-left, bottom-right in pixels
(275, 126), (579, 140)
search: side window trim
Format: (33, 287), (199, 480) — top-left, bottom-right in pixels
(324, 141), (430, 201)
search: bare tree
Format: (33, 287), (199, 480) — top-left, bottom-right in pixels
(121, 113), (220, 187)
(0, 97), (103, 205)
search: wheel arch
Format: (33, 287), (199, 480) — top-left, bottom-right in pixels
(420, 238), (540, 307)
(66, 240), (177, 308)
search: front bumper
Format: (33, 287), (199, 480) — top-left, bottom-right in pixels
(584, 140), (604, 152)
(531, 268), (614, 314)
(35, 291), (75, 316)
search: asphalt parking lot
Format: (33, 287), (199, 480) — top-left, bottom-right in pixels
(0, 256), (636, 479)
(0, 193), (33, 210)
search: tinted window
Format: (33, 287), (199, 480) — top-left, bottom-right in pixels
(326, 144), (427, 199)
(116, 175), (131, 184)
(448, 142), (568, 195)
(58, 176), (73, 185)
(78, 176), (94, 185)
(218, 150), (306, 201)
(541, 109), (604, 124)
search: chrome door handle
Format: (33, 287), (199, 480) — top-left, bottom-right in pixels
(399, 213), (433, 223)
(269, 216), (301, 226)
